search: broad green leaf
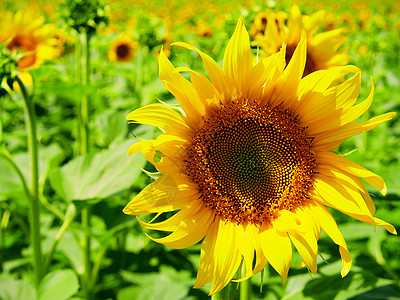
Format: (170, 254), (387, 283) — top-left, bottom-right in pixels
(337, 223), (378, 241)
(0, 156), (22, 195)
(0, 275), (37, 300)
(49, 139), (146, 201)
(38, 269), (79, 300)
(367, 226), (386, 265)
(94, 109), (129, 147)
(57, 231), (84, 275)
(125, 232), (148, 254)
(284, 265), (394, 300)
(0, 144), (63, 196)
(118, 266), (193, 300)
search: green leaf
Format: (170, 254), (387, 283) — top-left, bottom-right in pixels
(57, 231), (84, 275)
(118, 266), (194, 300)
(49, 139), (146, 201)
(284, 268), (394, 300)
(0, 144), (63, 196)
(38, 269), (79, 300)
(0, 275), (37, 300)
(94, 109), (129, 147)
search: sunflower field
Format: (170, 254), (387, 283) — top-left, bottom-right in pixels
(1, 0), (400, 299)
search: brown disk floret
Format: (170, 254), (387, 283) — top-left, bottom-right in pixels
(183, 98), (317, 225)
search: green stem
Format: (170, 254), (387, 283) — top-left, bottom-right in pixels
(79, 30), (92, 300)
(239, 264), (250, 300)
(82, 207), (92, 299)
(39, 195), (64, 221)
(0, 209), (11, 272)
(80, 31), (90, 155)
(135, 47), (143, 95)
(89, 244), (107, 292)
(43, 204), (76, 274)
(16, 75), (43, 287)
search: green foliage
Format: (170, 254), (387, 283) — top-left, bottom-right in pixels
(49, 140), (145, 201)
(38, 270), (79, 300)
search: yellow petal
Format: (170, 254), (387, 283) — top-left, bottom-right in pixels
(123, 177), (196, 215)
(313, 174), (372, 216)
(287, 6), (302, 45)
(249, 50), (285, 101)
(222, 17), (253, 98)
(298, 71), (361, 128)
(127, 133), (186, 159)
(308, 201), (352, 277)
(317, 151), (387, 195)
(195, 220), (218, 288)
(298, 65), (359, 99)
(145, 202), (214, 249)
(303, 9), (325, 36)
(260, 224), (292, 282)
(126, 103), (191, 137)
(313, 112), (396, 150)
(317, 164), (376, 214)
(306, 76), (373, 135)
(209, 219), (242, 295)
(234, 224), (256, 281)
(136, 198), (202, 232)
(172, 42), (232, 103)
(288, 206), (320, 274)
(174, 67), (220, 107)
(289, 232), (318, 274)
(159, 49), (205, 124)
(270, 31), (307, 110)
(313, 175), (395, 233)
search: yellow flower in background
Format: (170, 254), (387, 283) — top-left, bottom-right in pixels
(108, 32), (139, 63)
(123, 18), (396, 295)
(255, 6), (351, 76)
(0, 6), (63, 69)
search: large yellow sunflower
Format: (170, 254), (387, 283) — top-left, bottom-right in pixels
(254, 6), (351, 76)
(0, 6), (63, 69)
(124, 18), (396, 295)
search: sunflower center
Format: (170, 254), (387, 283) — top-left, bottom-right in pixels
(184, 99), (316, 225)
(116, 44), (130, 59)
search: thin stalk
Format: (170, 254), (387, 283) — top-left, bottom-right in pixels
(80, 31), (89, 155)
(16, 75), (43, 287)
(118, 229), (128, 271)
(39, 195), (64, 221)
(88, 244), (107, 292)
(0, 209), (11, 271)
(43, 204), (76, 274)
(239, 264), (250, 300)
(79, 30), (92, 300)
(135, 47), (143, 97)
(81, 207), (92, 299)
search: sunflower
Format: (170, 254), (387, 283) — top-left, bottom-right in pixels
(107, 32), (139, 63)
(254, 6), (351, 77)
(0, 6), (63, 69)
(124, 18), (396, 295)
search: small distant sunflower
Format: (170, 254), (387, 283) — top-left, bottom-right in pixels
(255, 6), (351, 76)
(107, 32), (139, 63)
(124, 18), (396, 295)
(0, 7), (63, 69)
